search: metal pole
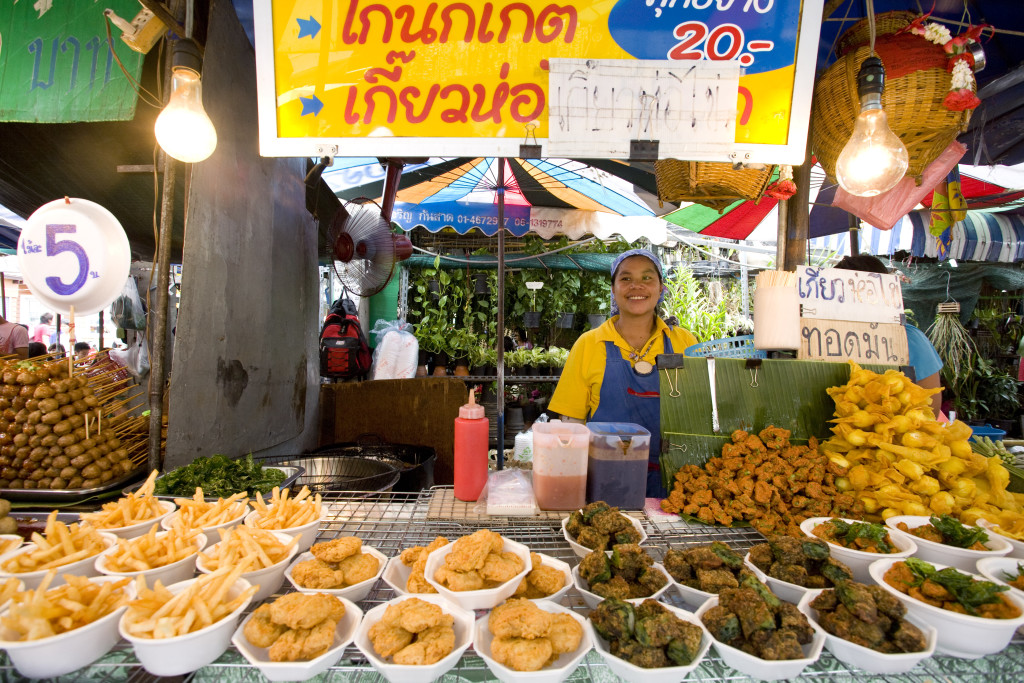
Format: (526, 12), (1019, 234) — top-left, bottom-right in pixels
(848, 213), (860, 255)
(98, 311), (104, 350)
(496, 159), (505, 469)
(148, 153), (176, 473)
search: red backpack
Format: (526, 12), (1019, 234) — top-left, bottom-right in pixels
(319, 299), (372, 379)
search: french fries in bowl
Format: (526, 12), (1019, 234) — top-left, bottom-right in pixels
(0, 572), (134, 678)
(0, 511), (117, 589)
(162, 489), (249, 548)
(244, 486), (323, 553)
(79, 471), (176, 539)
(197, 526), (299, 602)
(119, 565), (257, 676)
(95, 525), (206, 587)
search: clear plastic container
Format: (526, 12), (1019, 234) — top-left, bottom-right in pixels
(532, 421), (590, 510)
(585, 423), (650, 510)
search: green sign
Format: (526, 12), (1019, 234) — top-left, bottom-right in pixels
(0, 0), (146, 122)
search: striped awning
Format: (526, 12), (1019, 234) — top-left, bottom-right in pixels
(909, 211), (1024, 263)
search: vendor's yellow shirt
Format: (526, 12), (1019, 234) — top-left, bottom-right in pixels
(549, 316), (697, 420)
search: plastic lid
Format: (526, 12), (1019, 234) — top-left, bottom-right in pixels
(459, 387), (485, 419)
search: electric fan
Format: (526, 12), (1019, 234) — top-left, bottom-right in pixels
(326, 203), (413, 297)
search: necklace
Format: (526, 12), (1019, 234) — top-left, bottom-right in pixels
(622, 331), (658, 375)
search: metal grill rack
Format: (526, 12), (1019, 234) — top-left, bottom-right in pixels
(4, 487), (1022, 682)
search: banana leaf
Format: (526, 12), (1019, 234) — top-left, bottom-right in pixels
(657, 355), (890, 490)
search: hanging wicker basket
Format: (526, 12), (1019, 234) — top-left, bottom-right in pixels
(812, 12), (973, 183)
(655, 160), (775, 212)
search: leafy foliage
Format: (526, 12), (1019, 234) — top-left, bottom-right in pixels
(904, 557), (1009, 616)
(153, 454), (286, 497)
(929, 514), (989, 548)
(661, 265), (729, 342)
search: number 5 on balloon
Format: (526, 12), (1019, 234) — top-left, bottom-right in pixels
(45, 224), (89, 296)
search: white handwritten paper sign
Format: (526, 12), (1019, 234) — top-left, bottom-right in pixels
(796, 267), (908, 365)
(546, 58), (740, 158)
(18, 198), (132, 316)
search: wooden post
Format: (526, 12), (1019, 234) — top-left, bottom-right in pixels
(784, 161), (811, 271)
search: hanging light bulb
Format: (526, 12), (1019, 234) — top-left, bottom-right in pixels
(154, 38), (217, 163)
(835, 56), (908, 197)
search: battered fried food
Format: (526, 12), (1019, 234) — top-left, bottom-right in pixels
(404, 537), (449, 593)
(522, 564), (566, 598)
(392, 624), (456, 665)
(243, 593), (346, 662)
(546, 613), (583, 654)
(446, 529), (504, 571)
(244, 604), (288, 648)
(434, 566), (485, 591)
(268, 618), (338, 662)
(382, 597), (454, 633)
(311, 536), (362, 563)
(269, 592), (346, 630)
(489, 598), (554, 639)
(338, 551), (380, 585)
(491, 635), (554, 672)
(291, 558), (348, 589)
(368, 621), (414, 657)
(480, 551), (525, 584)
(406, 571), (437, 594)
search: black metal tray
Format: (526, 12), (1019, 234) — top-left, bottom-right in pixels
(121, 465), (304, 501)
(0, 466), (148, 504)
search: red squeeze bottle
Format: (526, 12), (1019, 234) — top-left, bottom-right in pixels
(454, 387), (488, 501)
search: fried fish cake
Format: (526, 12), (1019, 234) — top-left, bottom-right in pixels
(546, 613), (583, 655)
(491, 635), (553, 672)
(243, 604), (288, 648)
(446, 530), (503, 572)
(392, 624), (456, 665)
(488, 598), (553, 639)
(269, 592), (346, 630)
(479, 551), (524, 584)
(311, 536), (362, 563)
(526, 565), (566, 597)
(339, 552), (380, 585)
(268, 618), (338, 662)
(291, 558), (347, 589)
(368, 621), (415, 658)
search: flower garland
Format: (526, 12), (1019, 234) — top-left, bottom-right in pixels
(764, 165), (796, 200)
(904, 16), (987, 112)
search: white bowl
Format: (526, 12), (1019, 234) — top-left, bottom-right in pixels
(974, 556), (1024, 601)
(561, 515), (648, 559)
(977, 518), (1024, 559)
(796, 588), (937, 674)
(161, 504), (248, 548)
(197, 530), (299, 603)
(474, 600), (591, 683)
(885, 515), (1012, 572)
(96, 532), (206, 587)
(82, 500), (177, 539)
(671, 580), (715, 611)
(381, 556), (414, 596)
(522, 554), (573, 603)
(799, 517), (917, 583)
(0, 531), (118, 589)
(743, 552), (811, 605)
(423, 536), (530, 610)
(590, 601), (711, 681)
(232, 595), (362, 681)
(244, 508), (322, 553)
(0, 575), (134, 678)
(284, 546), (388, 603)
(571, 563), (671, 610)
(0, 534), (23, 556)
(353, 593), (474, 683)
(867, 556), (1024, 658)
(695, 596), (825, 681)
(120, 576), (254, 676)
(0, 577), (24, 614)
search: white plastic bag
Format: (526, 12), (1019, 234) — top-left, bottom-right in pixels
(110, 277), (146, 330)
(474, 469), (537, 516)
(110, 333), (150, 379)
(370, 320), (418, 380)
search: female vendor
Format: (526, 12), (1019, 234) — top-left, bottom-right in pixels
(548, 249), (697, 498)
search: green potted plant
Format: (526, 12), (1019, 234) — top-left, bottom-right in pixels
(955, 355), (1021, 431)
(578, 270), (610, 329)
(548, 346), (569, 375)
(410, 260), (464, 375)
(661, 265), (728, 342)
(544, 269), (581, 329)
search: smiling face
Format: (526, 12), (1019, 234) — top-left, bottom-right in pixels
(612, 255), (661, 319)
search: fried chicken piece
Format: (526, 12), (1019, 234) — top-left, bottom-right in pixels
(269, 618), (338, 662)
(401, 546), (425, 566)
(434, 566), (485, 591)
(311, 536), (362, 563)
(491, 635), (553, 672)
(406, 570), (437, 594)
(368, 621), (414, 658)
(480, 551), (524, 584)
(291, 558), (347, 589)
(382, 597), (454, 633)
(243, 604), (288, 648)
(546, 613), (582, 655)
(446, 530), (504, 571)
(489, 598), (554, 639)
(530, 552), (543, 571)
(392, 624), (456, 665)
(269, 593), (346, 630)
(339, 552), (380, 585)
(526, 565), (566, 597)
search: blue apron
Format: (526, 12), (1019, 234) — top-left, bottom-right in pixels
(589, 333), (673, 499)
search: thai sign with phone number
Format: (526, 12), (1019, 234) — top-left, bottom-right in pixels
(254, 0), (824, 163)
(18, 199), (131, 316)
